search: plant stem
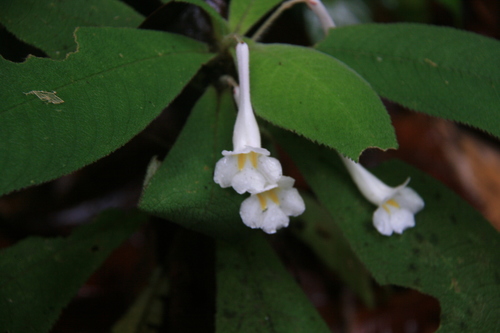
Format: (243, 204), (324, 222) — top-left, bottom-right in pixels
(251, 0), (307, 42)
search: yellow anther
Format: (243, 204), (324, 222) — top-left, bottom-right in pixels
(256, 189), (281, 211)
(381, 199), (399, 214)
(238, 152), (259, 170)
(268, 189), (280, 205)
(237, 154), (246, 170)
(257, 193), (267, 210)
(249, 151), (259, 168)
(386, 199), (400, 208)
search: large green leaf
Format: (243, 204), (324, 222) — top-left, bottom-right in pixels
(0, 209), (147, 333)
(294, 194), (375, 307)
(216, 234), (330, 332)
(316, 23), (500, 139)
(139, 87), (249, 240)
(228, 0), (282, 35)
(0, 27), (214, 197)
(0, 0), (143, 59)
(275, 128), (500, 333)
(250, 43), (397, 159)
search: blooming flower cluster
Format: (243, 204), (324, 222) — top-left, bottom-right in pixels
(214, 42), (305, 234)
(215, 2), (424, 236)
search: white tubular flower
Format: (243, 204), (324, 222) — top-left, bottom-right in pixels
(306, 0), (336, 34)
(341, 157), (424, 236)
(214, 42), (282, 194)
(240, 176), (305, 234)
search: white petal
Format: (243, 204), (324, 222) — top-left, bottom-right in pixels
(231, 168), (268, 194)
(233, 42), (261, 151)
(257, 155), (282, 184)
(307, 0), (336, 34)
(372, 207), (394, 236)
(216, 148), (279, 194)
(279, 188), (306, 217)
(389, 209), (416, 234)
(213, 156), (238, 188)
(277, 175), (295, 189)
(239, 176), (303, 233)
(373, 206), (416, 236)
(240, 195), (263, 229)
(394, 187), (425, 213)
(341, 157), (399, 205)
(232, 107), (260, 151)
(222, 146), (270, 156)
(240, 197), (289, 234)
(260, 204), (289, 234)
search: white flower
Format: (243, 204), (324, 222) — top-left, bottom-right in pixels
(240, 176), (305, 234)
(306, 0), (336, 34)
(214, 146), (282, 194)
(341, 157), (424, 236)
(214, 42), (282, 194)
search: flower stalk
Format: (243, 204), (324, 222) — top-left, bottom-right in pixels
(306, 0), (336, 34)
(251, 0), (336, 41)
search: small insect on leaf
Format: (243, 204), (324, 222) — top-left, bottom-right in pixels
(25, 90), (64, 104)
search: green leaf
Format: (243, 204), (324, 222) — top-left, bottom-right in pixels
(0, 27), (214, 197)
(139, 87), (249, 240)
(250, 43), (397, 159)
(0, 0), (143, 59)
(216, 234), (330, 333)
(228, 0), (282, 35)
(0, 209), (147, 333)
(294, 194), (375, 307)
(316, 23), (500, 139)
(275, 128), (500, 333)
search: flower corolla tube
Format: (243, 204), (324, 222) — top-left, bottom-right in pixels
(341, 157), (425, 236)
(306, 0), (336, 34)
(214, 42), (282, 194)
(240, 176), (305, 234)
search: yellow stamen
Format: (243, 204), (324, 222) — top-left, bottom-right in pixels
(237, 152), (259, 170)
(257, 193), (267, 210)
(237, 154), (246, 170)
(256, 189), (281, 211)
(268, 189), (280, 205)
(386, 199), (400, 208)
(249, 151), (259, 168)
(382, 204), (390, 214)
